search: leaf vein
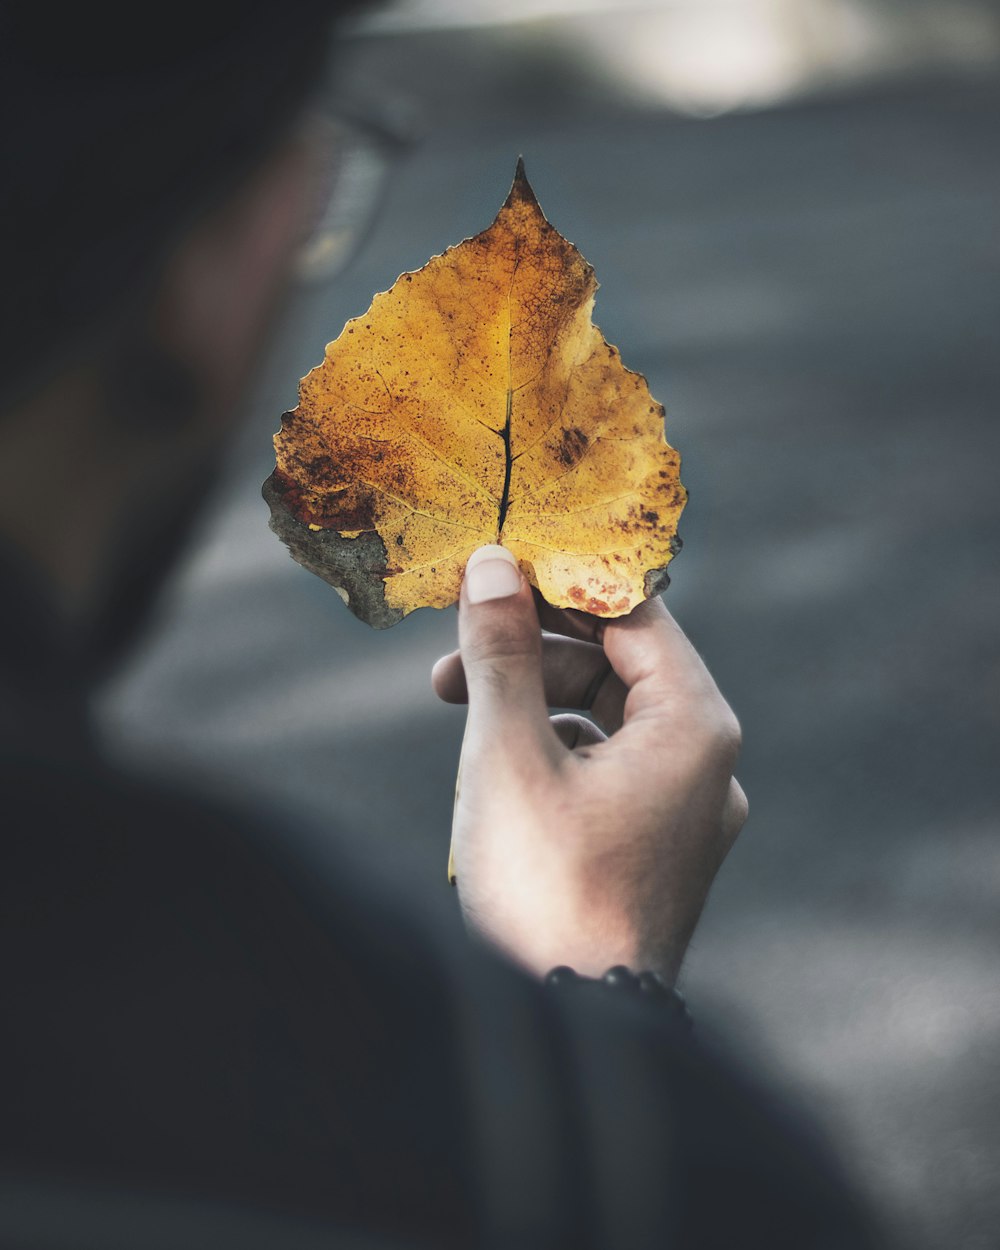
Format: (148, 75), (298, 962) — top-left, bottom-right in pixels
(508, 489), (641, 521)
(509, 335), (604, 464)
(352, 425), (499, 505)
(319, 470), (488, 535)
(384, 536), (482, 580)
(505, 534), (655, 558)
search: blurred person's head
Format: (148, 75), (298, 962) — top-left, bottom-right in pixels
(0, 5), (361, 677)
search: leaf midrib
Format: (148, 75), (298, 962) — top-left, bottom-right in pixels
(496, 255), (519, 539)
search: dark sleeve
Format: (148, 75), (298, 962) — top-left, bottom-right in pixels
(451, 942), (882, 1250)
(2, 751), (879, 1250)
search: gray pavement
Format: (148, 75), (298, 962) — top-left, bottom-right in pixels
(98, 55), (1000, 1250)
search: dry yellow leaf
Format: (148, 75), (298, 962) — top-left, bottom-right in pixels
(264, 160), (685, 627)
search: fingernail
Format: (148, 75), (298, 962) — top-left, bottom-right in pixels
(464, 545), (522, 604)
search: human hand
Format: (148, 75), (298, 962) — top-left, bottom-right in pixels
(431, 545), (747, 984)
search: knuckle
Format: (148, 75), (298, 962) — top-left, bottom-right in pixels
(688, 701), (742, 769)
(464, 616), (541, 671)
(715, 707), (743, 763)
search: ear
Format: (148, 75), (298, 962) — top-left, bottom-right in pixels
(148, 134), (316, 430)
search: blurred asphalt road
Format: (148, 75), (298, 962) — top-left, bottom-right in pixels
(98, 52), (1000, 1250)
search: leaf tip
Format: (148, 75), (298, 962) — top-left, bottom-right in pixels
(504, 155), (539, 211)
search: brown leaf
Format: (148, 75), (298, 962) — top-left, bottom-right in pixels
(264, 159), (685, 628)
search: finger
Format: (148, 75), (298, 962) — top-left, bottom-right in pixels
(433, 635), (628, 732)
(457, 545), (558, 767)
(534, 591), (737, 760)
(431, 651), (464, 700)
(533, 591), (713, 701)
(533, 587), (719, 721)
(550, 713), (608, 751)
(601, 597), (736, 749)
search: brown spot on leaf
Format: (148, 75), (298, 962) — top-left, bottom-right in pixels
(555, 426), (589, 468)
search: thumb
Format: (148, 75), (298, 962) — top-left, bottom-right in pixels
(458, 545), (554, 762)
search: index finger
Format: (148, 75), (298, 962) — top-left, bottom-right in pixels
(538, 591), (732, 742)
(604, 597), (739, 759)
(536, 590), (711, 695)
(605, 596), (712, 695)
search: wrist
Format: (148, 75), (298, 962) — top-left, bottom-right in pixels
(461, 889), (684, 987)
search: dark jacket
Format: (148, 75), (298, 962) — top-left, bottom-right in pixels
(0, 552), (877, 1250)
